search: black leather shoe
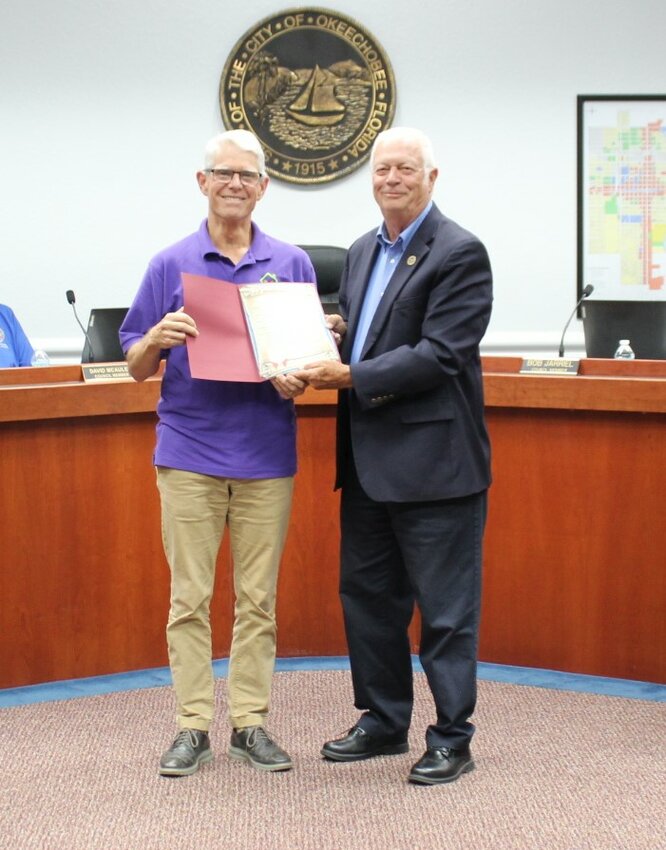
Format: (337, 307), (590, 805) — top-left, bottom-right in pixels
(408, 744), (475, 785)
(159, 729), (212, 776)
(229, 726), (293, 771)
(321, 725), (409, 762)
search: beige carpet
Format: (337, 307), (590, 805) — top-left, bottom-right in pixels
(0, 670), (664, 850)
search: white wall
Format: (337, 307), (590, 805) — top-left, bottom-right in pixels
(2, 0), (664, 361)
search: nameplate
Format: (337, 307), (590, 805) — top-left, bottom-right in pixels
(520, 358), (580, 376)
(82, 363), (131, 382)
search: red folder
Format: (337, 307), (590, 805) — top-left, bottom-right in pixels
(182, 273), (262, 382)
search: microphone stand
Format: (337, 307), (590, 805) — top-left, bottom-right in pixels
(66, 291), (96, 362)
(558, 285), (594, 358)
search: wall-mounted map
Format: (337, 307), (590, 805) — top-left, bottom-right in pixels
(578, 95), (666, 300)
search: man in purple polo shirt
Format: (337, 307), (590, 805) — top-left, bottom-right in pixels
(120, 129), (314, 777)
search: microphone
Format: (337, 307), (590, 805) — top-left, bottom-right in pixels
(66, 289), (96, 362)
(558, 284), (594, 358)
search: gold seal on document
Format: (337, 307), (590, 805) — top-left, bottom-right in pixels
(219, 9), (396, 185)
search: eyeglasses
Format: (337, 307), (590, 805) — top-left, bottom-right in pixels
(204, 168), (263, 186)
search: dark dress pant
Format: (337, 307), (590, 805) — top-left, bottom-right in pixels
(339, 460), (487, 749)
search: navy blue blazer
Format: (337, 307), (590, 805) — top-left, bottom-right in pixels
(336, 204), (493, 502)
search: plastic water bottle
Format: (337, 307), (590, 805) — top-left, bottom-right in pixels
(30, 349), (51, 366)
(613, 339), (635, 360)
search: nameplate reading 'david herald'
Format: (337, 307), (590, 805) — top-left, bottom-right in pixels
(82, 363), (131, 382)
(219, 9), (396, 185)
(520, 359), (580, 376)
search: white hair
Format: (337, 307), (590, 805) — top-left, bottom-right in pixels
(370, 127), (437, 172)
(203, 130), (266, 174)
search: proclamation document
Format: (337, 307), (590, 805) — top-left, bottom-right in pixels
(239, 282), (340, 378)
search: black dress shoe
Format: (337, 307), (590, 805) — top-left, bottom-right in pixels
(408, 744), (475, 785)
(321, 725), (409, 762)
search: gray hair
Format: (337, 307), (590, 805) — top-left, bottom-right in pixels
(370, 127), (437, 172)
(203, 130), (266, 174)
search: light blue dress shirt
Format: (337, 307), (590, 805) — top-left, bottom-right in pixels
(350, 202), (433, 364)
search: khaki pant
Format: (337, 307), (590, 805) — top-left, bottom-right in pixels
(156, 467), (294, 732)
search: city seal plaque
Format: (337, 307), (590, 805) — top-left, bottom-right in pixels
(219, 8), (396, 185)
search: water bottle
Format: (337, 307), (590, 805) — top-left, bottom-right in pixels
(613, 339), (635, 360)
(30, 349), (51, 366)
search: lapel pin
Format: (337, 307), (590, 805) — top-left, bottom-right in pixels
(406, 255), (417, 266)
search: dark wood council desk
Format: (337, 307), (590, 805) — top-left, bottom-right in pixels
(1, 358), (664, 689)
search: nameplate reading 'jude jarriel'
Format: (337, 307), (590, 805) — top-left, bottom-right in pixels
(520, 359), (580, 376)
(219, 9), (396, 184)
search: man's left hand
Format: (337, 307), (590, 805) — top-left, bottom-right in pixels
(271, 373), (307, 399)
(292, 361), (353, 390)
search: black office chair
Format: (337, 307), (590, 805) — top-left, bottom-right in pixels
(81, 307), (129, 363)
(298, 244), (347, 314)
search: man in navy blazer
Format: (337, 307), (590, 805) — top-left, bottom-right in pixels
(293, 127), (492, 784)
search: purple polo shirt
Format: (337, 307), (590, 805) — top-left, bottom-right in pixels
(119, 220), (315, 479)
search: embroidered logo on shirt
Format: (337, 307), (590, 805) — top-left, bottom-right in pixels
(260, 273), (279, 283)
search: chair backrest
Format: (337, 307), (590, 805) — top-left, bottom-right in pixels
(82, 307), (129, 363)
(298, 244), (347, 300)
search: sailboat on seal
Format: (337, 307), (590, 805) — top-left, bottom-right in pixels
(287, 65), (345, 126)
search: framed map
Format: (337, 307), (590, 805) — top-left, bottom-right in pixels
(577, 95), (666, 302)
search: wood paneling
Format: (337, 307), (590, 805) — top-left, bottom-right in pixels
(276, 408), (345, 655)
(481, 408), (665, 681)
(2, 413), (169, 684)
(0, 360), (664, 688)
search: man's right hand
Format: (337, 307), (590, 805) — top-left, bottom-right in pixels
(147, 307), (198, 349)
(325, 313), (347, 347)
(126, 307), (198, 381)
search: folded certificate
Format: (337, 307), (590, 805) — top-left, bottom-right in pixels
(182, 273), (339, 382)
(239, 282), (340, 378)
(183, 273), (263, 381)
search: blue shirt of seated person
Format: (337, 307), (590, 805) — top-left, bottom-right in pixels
(0, 304), (35, 367)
